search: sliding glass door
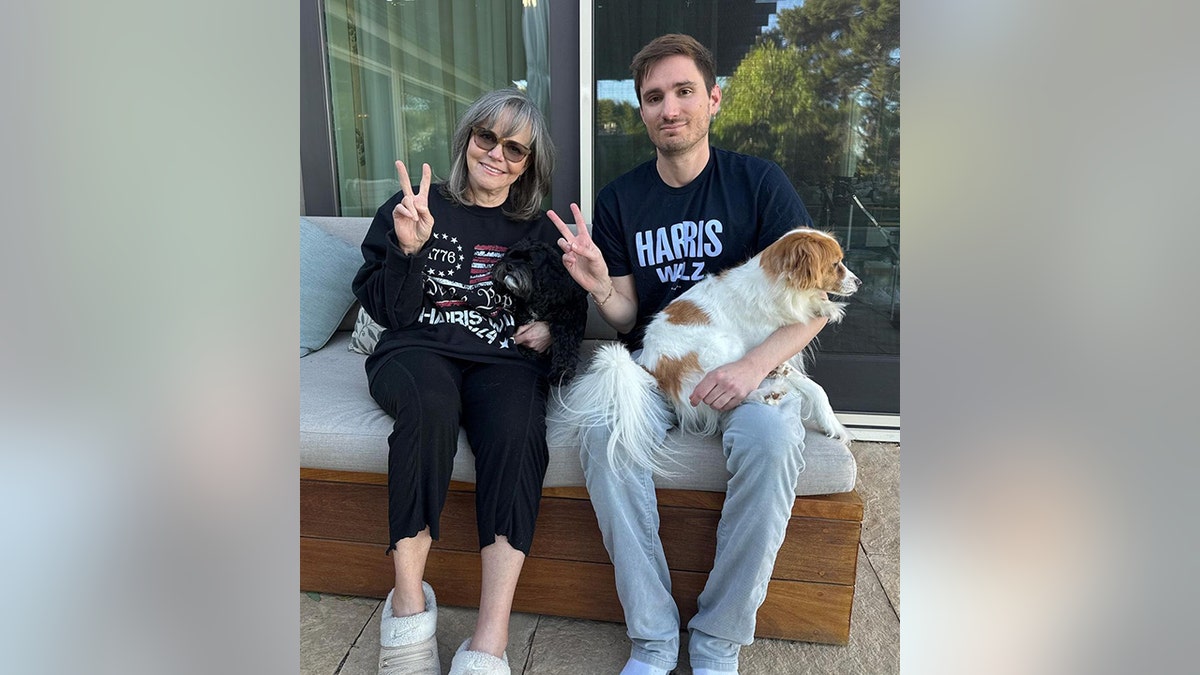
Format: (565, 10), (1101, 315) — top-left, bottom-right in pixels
(323, 0), (551, 216)
(591, 0), (899, 414)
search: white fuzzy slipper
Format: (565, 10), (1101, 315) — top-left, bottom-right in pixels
(448, 638), (510, 675)
(378, 582), (439, 675)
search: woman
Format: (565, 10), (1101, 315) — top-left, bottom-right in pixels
(352, 89), (576, 675)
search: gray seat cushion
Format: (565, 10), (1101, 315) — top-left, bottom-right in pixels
(303, 216), (374, 247)
(301, 334), (857, 495)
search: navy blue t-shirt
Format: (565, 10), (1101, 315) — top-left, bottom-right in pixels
(592, 146), (813, 350)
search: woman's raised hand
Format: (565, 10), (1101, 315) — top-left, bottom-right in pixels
(549, 203), (610, 295)
(392, 160), (434, 255)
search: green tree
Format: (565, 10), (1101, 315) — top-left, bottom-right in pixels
(714, 0), (899, 199)
(596, 98), (643, 136)
(713, 39), (843, 182)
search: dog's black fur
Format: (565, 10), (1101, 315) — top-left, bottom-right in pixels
(492, 238), (588, 385)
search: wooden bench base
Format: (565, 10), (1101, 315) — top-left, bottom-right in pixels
(300, 468), (862, 644)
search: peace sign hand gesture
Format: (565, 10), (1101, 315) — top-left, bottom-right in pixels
(392, 160), (434, 255)
(548, 203), (611, 295)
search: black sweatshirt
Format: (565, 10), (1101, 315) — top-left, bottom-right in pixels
(352, 184), (562, 382)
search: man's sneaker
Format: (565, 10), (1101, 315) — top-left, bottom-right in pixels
(378, 582), (439, 675)
(448, 638), (510, 675)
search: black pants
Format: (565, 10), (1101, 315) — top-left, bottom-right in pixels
(368, 349), (549, 555)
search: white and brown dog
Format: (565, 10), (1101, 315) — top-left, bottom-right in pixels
(560, 228), (861, 475)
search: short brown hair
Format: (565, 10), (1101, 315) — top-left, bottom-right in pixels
(630, 34), (718, 104)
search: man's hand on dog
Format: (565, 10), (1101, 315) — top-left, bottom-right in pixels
(392, 160), (434, 255)
(514, 321), (551, 352)
(689, 360), (769, 411)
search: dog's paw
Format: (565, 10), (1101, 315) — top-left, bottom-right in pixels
(820, 425), (852, 447)
(746, 387), (790, 406)
(828, 425), (853, 445)
(813, 409), (851, 444)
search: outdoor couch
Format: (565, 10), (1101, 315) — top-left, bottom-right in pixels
(299, 215), (864, 644)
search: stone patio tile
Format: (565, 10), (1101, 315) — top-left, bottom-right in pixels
(300, 593), (380, 675)
(868, 553), (900, 617)
(851, 441), (899, 556)
(524, 614), (632, 674)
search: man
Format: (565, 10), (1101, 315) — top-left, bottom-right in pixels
(550, 34), (828, 675)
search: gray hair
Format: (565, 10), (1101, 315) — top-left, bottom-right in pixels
(443, 89), (555, 222)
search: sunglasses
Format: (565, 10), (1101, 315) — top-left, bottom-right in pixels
(471, 126), (532, 163)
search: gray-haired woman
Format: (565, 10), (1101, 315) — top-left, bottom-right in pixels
(352, 89), (577, 675)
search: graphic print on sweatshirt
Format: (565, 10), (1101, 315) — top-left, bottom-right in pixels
(418, 232), (515, 347)
(633, 218), (725, 284)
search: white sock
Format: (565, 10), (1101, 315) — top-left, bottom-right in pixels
(692, 668), (736, 675)
(619, 658), (670, 675)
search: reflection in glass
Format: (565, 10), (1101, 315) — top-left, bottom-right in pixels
(324, 0), (551, 216)
(593, 0), (899, 360)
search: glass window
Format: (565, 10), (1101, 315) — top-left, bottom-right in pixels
(592, 0), (899, 411)
(324, 0), (552, 216)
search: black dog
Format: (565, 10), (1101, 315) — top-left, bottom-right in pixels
(492, 238), (588, 385)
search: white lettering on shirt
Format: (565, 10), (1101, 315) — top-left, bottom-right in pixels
(635, 219), (723, 284)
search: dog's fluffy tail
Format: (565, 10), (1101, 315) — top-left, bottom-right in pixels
(554, 344), (675, 475)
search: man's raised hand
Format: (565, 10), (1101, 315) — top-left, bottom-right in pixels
(548, 203), (610, 295)
(393, 160), (434, 255)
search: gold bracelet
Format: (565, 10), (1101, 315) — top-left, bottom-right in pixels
(592, 284), (615, 308)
